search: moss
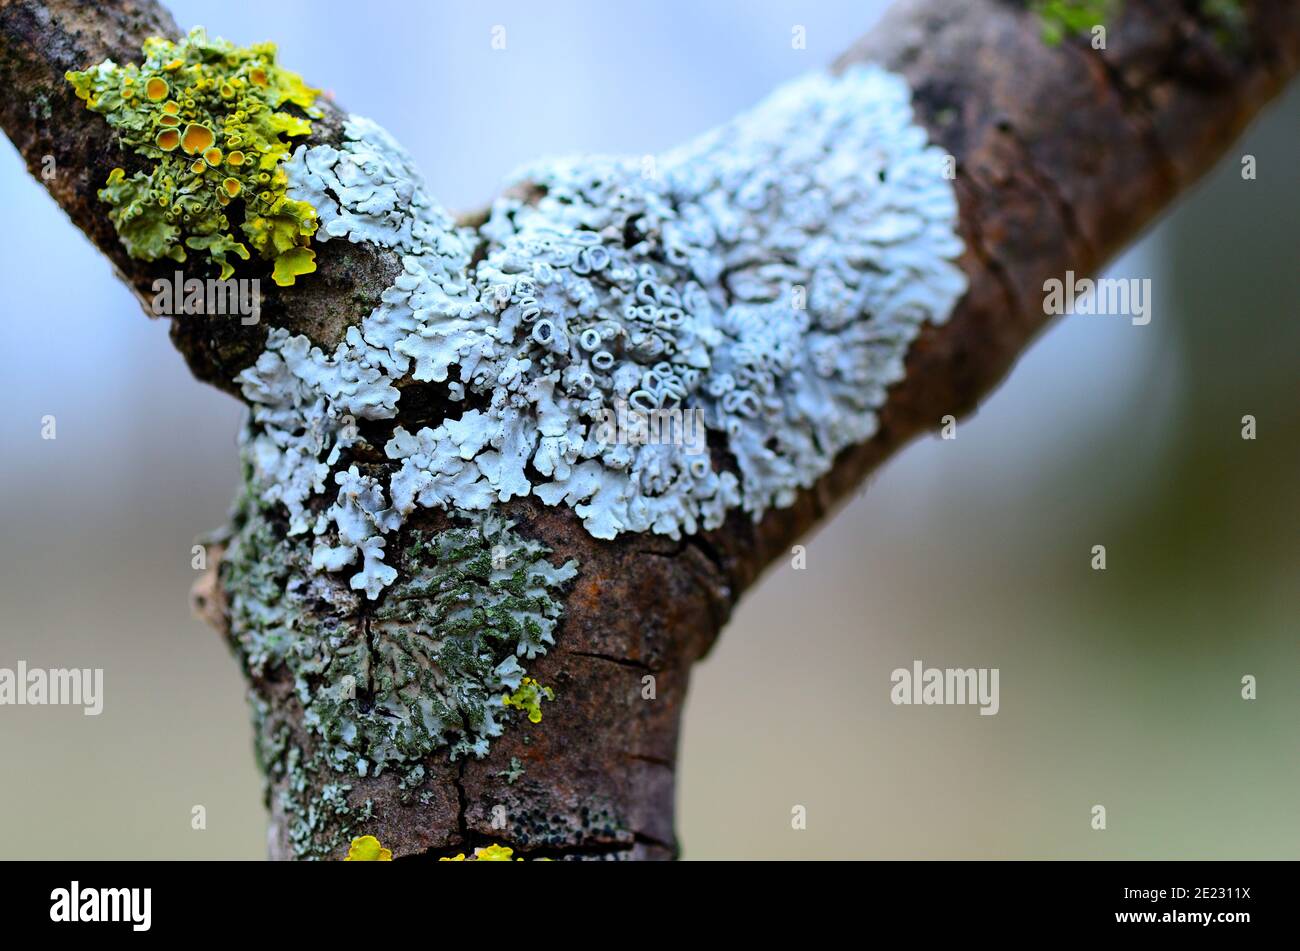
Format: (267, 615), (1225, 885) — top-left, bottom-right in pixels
(1030, 0), (1115, 45)
(66, 27), (320, 282)
(1199, 0), (1248, 51)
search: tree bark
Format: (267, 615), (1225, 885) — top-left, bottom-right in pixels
(2, 0), (1296, 859)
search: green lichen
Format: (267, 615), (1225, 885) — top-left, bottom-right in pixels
(221, 487), (301, 675)
(65, 27), (320, 282)
(223, 457), (578, 783)
(502, 677), (554, 724)
(226, 490), (577, 857)
(306, 516), (578, 766)
(1031, 0), (1115, 45)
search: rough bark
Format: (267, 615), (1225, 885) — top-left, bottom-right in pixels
(2, 0), (1296, 859)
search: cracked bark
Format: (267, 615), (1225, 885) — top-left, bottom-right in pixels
(1, 0), (1296, 859)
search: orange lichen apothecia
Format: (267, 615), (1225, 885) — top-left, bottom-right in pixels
(66, 27), (321, 284)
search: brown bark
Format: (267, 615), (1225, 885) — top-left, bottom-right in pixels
(2, 0), (1296, 859)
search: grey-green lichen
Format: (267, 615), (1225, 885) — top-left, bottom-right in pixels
(279, 743), (376, 860)
(251, 698), (365, 860)
(498, 756), (526, 785)
(225, 457), (576, 857)
(309, 516), (576, 765)
(226, 475), (575, 765)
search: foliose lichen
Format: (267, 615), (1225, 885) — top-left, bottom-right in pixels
(309, 515), (575, 765)
(66, 27), (321, 282)
(202, 57), (968, 862)
(226, 461), (576, 857)
(225, 478), (575, 771)
(269, 735), (376, 860)
(439, 843), (546, 861)
(236, 64), (966, 602)
(502, 677), (554, 725)
(344, 834), (392, 861)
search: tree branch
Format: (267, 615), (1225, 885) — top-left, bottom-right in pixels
(2, 0), (1295, 859)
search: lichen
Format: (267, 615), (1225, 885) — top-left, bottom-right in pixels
(217, 64), (965, 855)
(344, 835), (393, 861)
(272, 740), (376, 860)
(439, 843), (545, 861)
(236, 64), (966, 602)
(307, 514), (577, 765)
(498, 756), (526, 784)
(66, 27), (320, 282)
(502, 677), (554, 725)
(224, 475), (576, 775)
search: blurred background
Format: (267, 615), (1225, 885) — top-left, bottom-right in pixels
(0, 0), (1295, 859)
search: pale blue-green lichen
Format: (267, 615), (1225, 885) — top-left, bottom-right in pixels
(283, 747), (375, 860)
(236, 65), (966, 602)
(251, 700), (376, 860)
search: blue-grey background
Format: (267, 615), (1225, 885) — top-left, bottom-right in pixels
(1, 1), (1296, 858)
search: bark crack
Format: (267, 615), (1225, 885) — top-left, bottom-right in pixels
(567, 649), (656, 673)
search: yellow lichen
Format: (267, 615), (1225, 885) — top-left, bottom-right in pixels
(65, 27), (322, 282)
(436, 843), (546, 862)
(502, 677), (555, 724)
(344, 835), (392, 861)
(180, 122), (214, 155)
(271, 245), (316, 287)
